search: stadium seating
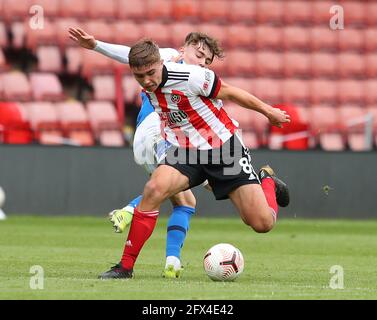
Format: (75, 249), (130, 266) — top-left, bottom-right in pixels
(0, 0), (374, 150)
(55, 100), (94, 146)
(24, 101), (63, 145)
(86, 101), (124, 146)
(2, 71), (32, 101)
(29, 73), (64, 101)
(36, 46), (62, 73)
(228, 1), (256, 23)
(256, 0), (284, 24)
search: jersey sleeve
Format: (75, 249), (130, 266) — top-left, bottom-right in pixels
(159, 48), (180, 62)
(187, 66), (222, 99)
(94, 40), (130, 64)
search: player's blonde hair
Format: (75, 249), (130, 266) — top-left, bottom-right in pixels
(129, 39), (161, 69)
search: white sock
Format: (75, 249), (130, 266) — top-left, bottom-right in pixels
(0, 209), (6, 220)
(165, 256), (181, 270)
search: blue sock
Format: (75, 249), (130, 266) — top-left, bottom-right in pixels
(166, 206), (195, 259)
(124, 195), (142, 213)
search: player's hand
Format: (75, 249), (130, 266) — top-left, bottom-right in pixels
(68, 27), (96, 50)
(267, 107), (291, 128)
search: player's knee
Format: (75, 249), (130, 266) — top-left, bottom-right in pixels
(244, 214), (274, 233)
(144, 179), (168, 203)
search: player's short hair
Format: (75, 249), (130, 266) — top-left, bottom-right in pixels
(129, 39), (161, 69)
(184, 32), (225, 62)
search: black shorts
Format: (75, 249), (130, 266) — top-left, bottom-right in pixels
(160, 134), (260, 200)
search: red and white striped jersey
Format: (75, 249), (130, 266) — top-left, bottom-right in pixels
(145, 62), (238, 150)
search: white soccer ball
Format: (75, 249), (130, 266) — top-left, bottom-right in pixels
(0, 186), (5, 208)
(203, 243), (244, 281)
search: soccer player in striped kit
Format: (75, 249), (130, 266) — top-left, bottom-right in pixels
(98, 39), (290, 279)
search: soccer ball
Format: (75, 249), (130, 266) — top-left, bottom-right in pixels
(203, 243), (244, 281)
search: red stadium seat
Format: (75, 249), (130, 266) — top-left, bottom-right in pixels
(228, 1), (256, 23)
(87, 0), (116, 19)
(226, 25), (255, 49)
(117, 0), (146, 20)
(338, 29), (364, 52)
(2, 0), (30, 21)
(240, 131), (260, 149)
(222, 77), (252, 92)
(0, 102), (32, 144)
(312, 0), (333, 24)
(55, 100), (95, 146)
(92, 75), (116, 101)
(225, 50), (255, 77)
(311, 52), (337, 78)
(59, 0), (88, 18)
(29, 0), (59, 17)
(255, 51), (283, 77)
(341, 1), (366, 26)
(171, 0), (200, 21)
(83, 20), (115, 44)
(65, 47), (82, 74)
(223, 103), (253, 129)
(199, 0), (230, 23)
(25, 18), (57, 50)
(0, 22), (7, 48)
(310, 27), (337, 51)
(365, 29), (377, 52)
(251, 78), (282, 105)
(198, 23), (227, 49)
(364, 80), (377, 106)
(25, 101), (63, 145)
(112, 21), (143, 46)
(10, 22), (25, 49)
(256, 0), (284, 24)
(146, 0), (172, 20)
(86, 101), (124, 146)
(339, 104), (369, 151)
(171, 23), (196, 48)
(142, 22), (171, 47)
(81, 50), (114, 78)
(255, 26), (283, 50)
(284, 52), (311, 77)
(337, 53), (365, 78)
(366, 53), (377, 78)
(283, 26), (311, 50)
(283, 1), (312, 24)
(310, 80), (337, 104)
(55, 18), (80, 48)
(0, 48), (8, 71)
(2, 71), (32, 101)
(36, 46), (62, 73)
(123, 76), (142, 104)
(282, 79), (309, 104)
(337, 80), (364, 104)
(310, 105), (344, 151)
(29, 73), (64, 101)
(366, 2), (377, 26)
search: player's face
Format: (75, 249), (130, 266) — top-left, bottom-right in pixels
(131, 60), (164, 92)
(181, 42), (214, 68)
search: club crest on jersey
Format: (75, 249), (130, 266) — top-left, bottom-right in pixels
(171, 94), (181, 104)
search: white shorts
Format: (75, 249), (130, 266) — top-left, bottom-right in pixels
(133, 112), (171, 174)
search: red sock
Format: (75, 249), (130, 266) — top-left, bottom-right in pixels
(261, 178), (278, 220)
(121, 208), (159, 270)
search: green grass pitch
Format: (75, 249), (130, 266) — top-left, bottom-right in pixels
(0, 215), (377, 300)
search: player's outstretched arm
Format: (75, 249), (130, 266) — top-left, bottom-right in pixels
(217, 81), (291, 128)
(68, 27), (131, 64)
